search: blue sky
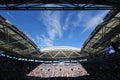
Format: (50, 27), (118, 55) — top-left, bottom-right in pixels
(0, 10), (109, 49)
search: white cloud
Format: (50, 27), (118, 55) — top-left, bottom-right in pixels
(63, 12), (83, 39)
(36, 10), (109, 48)
(82, 11), (109, 33)
(36, 35), (53, 48)
(36, 11), (64, 48)
(41, 11), (62, 40)
(6, 12), (15, 20)
(63, 13), (73, 31)
(72, 11), (84, 27)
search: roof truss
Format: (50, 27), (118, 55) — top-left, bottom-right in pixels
(0, 0), (120, 10)
(81, 10), (120, 58)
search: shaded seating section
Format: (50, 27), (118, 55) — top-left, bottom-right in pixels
(0, 56), (40, 80)
(0, 53), (120, 80)
(80, 54), (120, 80)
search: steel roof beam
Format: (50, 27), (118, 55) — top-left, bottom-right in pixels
(0, 0), (120, 5)
(92, 25), (120, 48)
(0, 6), (119, 10)
(0, 0), (120, 10)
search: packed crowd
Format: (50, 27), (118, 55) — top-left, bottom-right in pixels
(27, 63), (89, 78)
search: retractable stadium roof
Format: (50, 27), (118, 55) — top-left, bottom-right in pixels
(0, 0), (120, 60)
(0, 0), (120, 10)
(0, 15), (40, 59)
(80, 10), (120, 58)
(0, 10), (120, 61)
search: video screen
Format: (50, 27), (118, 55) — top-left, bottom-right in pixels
(104, 45), (116, 55)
